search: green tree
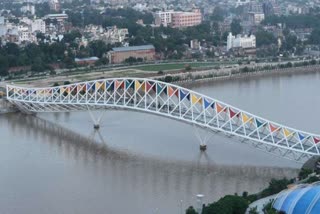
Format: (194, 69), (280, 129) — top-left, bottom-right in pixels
(248, 206), (258, 214)
(0, 55), (9, 77)
(255, 30), (277, 47)
(164, 75), (173, 83)
(4, 43), (20, 56)
(31, 57), (46, 73)
(263, 201), (277, 214)
(35, 2), (51, 17)
(210, 7), (225, 22)
(157, 70), (164, 75)
(186, 206), (197, 214)
(282, 34), (298, 52)
(202, 195), (248, 214)
(63, 30), (82, 43)
(185, 64), (192, 71)
(231, 19), (242, 35)
(260, 178), (290, 197)
(124, 57), (138, 65)
(88, 40), (109, 58)
(309, 28), (320, 45)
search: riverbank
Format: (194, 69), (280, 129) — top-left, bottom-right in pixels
(172, 64), (320, 86)
(0, 99), (16, 114)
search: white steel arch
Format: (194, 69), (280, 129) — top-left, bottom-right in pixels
(6, 78), (320, 161)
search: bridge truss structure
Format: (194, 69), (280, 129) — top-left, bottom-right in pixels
(6, 78), (320, 162)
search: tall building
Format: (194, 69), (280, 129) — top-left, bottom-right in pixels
(227, 32), (256, 51)
(155, 9), (202, 28)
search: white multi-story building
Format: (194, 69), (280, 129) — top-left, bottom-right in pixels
(44, 13), (68, 22)
(227, 32), (256, 51)
(154, 10), (174, 27)
(104, 26), (128, 44)
(84, 25), (128, 44)
(31, 19), (46, 34)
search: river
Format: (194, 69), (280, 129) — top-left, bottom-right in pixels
(1, 71), (319, 213)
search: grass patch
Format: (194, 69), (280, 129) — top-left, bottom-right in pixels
(132, 62), (220, 71)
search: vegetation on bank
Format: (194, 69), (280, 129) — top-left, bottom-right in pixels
(132, 62), (220, 71)
(38, 58), (320, 88)
(185, 156), (320, 214)
(185, 177), (293, 214)
(157, 59), (320, 84)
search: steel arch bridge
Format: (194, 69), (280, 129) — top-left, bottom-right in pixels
(6, 78), (320, 161)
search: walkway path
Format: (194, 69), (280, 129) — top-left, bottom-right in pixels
(246, 194), (277, 214)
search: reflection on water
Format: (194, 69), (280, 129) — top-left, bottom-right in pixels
(0, 113), (298, 214)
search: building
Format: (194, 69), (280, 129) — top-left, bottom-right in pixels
(171, 9), (202, 28)
(227, 32), (256, 51)
(248, 12), (265, 25)
(83, 25), (128, 44)
(49, 0), (61, 12)
(273, 182), (320, 213)
(246, 2), (265, 25)
(44, 13), (68, 22)
(235, 0), (251, 7)
(0, 17), (6, 37)
(31, 19), (46, 34)
(103, 26), (128, 44)
(19, 27), (35, 43)
(108, 45), (155, 64)
(154, 9), (202, 28)
(190, 39), (200, 50)
(6, 28), (19, 43)
(155, 10), (174, 27)
(263, 0), (281, 16)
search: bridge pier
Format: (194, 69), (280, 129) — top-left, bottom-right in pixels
(87, 107), (106, 130)
(193, 125), (211, 152)
(200, 144), (207, 151)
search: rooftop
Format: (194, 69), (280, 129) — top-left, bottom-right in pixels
(75, 57), (99, 62)
(45, 14), (69, 18)
(112, 45), (155, 52)
(273, 182), (320, 213)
